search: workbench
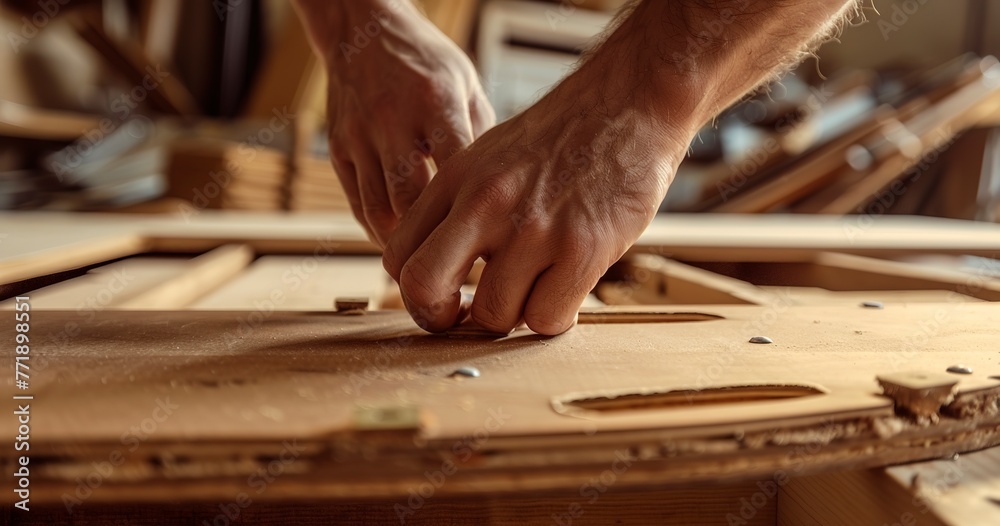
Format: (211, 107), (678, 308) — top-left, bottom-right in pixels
(1, 211), (999, 525)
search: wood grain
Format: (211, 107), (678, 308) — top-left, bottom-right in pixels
(2, 304), (997, 505)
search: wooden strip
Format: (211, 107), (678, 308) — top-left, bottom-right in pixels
(0, 100), (103, 141)
(815, 72), (1000, 214)
(114, 245), (254, 309)
(0, 258), (191, 310)
(190, 255), (388, 310)
(0, 233), (148, 286)
(602, 255), (776, 305)
(72, 16), (198, 116)
(804, 252), (1000, 301)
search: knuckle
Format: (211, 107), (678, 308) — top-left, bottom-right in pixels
(464, 176), (520, 221)
(362, 202), (393, 225)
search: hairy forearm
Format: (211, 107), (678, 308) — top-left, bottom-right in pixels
(575, 0), (860, 144)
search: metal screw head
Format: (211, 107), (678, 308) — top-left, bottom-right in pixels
(946, 365), (973, 375)
(451, 366), (481, 378)
(861, 301), (884, 309)
(749, 336), (773, 344)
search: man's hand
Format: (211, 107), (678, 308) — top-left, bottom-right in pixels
(294, 0), (495, 246)
(382, 88), (687, 335)
(382, 0), (858, 335)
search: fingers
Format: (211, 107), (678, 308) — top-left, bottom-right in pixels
(523, 262), (600, 336)
(354, 146), (398, 247)
(428, 109), (475, 168)
(470, 93), (496, 138)
(330, 156), (378, 243)
(471, 250), (547, 334)
(382, 170), (455, 281)
(398, 215), (483, 332)
(381, 133), (434, 219)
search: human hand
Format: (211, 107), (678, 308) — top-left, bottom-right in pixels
(382, 50), (698, 335)
(296, 0), (495, 246)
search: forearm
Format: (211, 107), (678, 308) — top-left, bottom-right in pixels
(291, 0), (426, 66)
(571, 0), (860, 146)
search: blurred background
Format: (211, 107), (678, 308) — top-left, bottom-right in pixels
(1, 0), (999, 221)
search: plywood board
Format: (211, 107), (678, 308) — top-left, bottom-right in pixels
(2, 304), (998, 505)
(0, 257), (191, 310)
(191, 255), (388, 310)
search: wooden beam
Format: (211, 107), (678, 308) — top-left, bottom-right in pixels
(801, 252), (1000, 301)
(114, 244), (254, 308)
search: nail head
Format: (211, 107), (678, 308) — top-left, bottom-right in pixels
(946, 365), (973, 375)
(749, 336), (773, 344)
(861, 301), (884, 309)
(451, 366), (480, 378)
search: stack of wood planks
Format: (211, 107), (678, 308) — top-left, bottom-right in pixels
(684, 55), (1000, 220)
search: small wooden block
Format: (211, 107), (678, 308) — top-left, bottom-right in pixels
(354, 405), (423, 432)
(335, 297), (369, 313)
(877, 371), (959, 423)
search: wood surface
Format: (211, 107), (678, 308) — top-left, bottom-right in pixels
(5, 211), (1000, 285)
(779, 447), (1000, 525)
(599, 255), (776, 305)
(0, 257), (191, 310)
(113, 244), (254, 309)
(191, 255), (389, 310)
(12, 483), (776, 525)
(2, 304), (997, 505)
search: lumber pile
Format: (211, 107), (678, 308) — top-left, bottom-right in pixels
(678, 55), (1000, 221)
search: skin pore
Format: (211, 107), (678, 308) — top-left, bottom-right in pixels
(294, 0), (860, 335)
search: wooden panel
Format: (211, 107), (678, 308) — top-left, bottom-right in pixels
(17, 483), (775, 525)
(600, 255), (776, 305)
(191, 255), (388, 310)
(3, 304), (998, 505)
(796, 252), (1000, 301)
(779, 468), (948, 526)
(780, 447), (1000, 526)
(0, 257), (191, 310)
(5, 212), (1000, 285)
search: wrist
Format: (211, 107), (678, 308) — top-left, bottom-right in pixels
(294, 0), (424, 67)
